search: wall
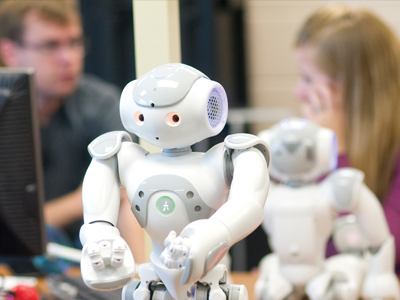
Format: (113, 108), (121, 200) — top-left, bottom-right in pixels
(244, 0), (400, 134)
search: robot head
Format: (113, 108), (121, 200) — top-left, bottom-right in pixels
(258, 117), (338, 184)
(120, 63), (228, 149)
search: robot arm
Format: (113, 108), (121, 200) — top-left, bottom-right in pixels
(79, 132), (135, 291)
(81, 156), (121, 227)
(350, 183), (399, 299)
(161, 134), (270, 285)
(324, 168), (400, 299)
(210, 145), (269, 243)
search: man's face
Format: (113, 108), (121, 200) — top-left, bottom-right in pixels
(14, 10), (84, 99)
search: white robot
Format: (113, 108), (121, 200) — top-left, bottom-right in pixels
(254, 118), (400, 300)
(79, 63), (271, 300)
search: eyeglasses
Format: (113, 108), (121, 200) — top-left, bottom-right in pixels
(18, 37), (90, 56)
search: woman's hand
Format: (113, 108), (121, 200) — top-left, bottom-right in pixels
(301, 82), (346, 154)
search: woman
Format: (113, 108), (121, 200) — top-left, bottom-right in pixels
(293, 4), (400, 271)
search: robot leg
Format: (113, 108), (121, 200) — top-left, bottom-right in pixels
(123, 279), (175, 300)
(122, 263), (161, 300)
(199, 264), (248, 300)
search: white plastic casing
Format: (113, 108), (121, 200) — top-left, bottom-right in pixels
(258, 118), (338, 183)
(120, 77), (228, 149)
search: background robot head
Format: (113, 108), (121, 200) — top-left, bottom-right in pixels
(258, 117), (338, 185)
(120, 63), (228, 149)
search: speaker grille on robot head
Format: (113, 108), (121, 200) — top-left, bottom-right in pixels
(207, 88), (223, 128)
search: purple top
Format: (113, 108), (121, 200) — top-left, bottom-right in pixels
(326, 154), (400, 273)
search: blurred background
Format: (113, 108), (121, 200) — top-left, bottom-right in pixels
(80, 0), (400, 272)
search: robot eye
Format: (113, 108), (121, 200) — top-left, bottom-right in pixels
(165, 112), (181, 127)
(134, 111), (144, 126)
(306, 146), (315, 161)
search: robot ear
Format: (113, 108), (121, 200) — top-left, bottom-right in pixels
(206, 85), (228, 133)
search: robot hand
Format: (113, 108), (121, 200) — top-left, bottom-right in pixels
(306, 254), (367, 300)
(254, 254), (293, 300)
(160, 219), (231, 286)
(362, 272), (400, 300)
(85, 236), (127, 270)
(80, 223), (136, 291)
(361, 236), (400, 300)
(160, 231), (191, 269)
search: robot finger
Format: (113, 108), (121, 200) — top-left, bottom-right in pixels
(111, 239), (126, 268)
(174, 236), (183, 245)
(169, 245), (189, 260)
(88, 243), (105, 271)
(175, 258), (186, 269)
(160, 251), (171, 266)
(166, 258), (184, 269)
(164, 258), (175, 269)
(164, 231), (177, 247)
(99, 240), (112, 266)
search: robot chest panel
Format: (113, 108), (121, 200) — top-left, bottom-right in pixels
(266, 186), (333, 264)
(122, 155), (228, 245)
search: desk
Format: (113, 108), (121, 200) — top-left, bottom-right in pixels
(0, 265), (257, 300)
(231, 272), (258, 300)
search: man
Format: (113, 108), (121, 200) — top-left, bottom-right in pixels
(0, 0), (144, 263)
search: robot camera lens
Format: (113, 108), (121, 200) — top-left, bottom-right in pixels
(173, 115), (180, 122)
(151, 103), (155, 107)
(139, 114), (144, 122)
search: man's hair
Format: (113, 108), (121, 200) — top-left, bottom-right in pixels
(0, 0), (81, 43)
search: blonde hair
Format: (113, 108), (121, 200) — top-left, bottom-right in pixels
(0, 0), (81, 43)
(295, 4), (400, 202)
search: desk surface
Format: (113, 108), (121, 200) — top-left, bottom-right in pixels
(231, 272), (258, 300)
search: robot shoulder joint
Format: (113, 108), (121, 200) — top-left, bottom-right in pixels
(325, 168), (365, 210)
(224, 133), (271, 167)
(88, 131), (132, 160)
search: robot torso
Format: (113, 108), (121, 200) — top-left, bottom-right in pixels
(263, 182), (337, 283)
(117, 141), (230, 252)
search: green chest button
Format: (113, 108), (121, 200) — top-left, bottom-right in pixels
(156, 196), (175, 216)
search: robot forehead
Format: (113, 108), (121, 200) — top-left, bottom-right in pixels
(274, 118), (319, 142)
(132, 63), (209, 108)
(280, 118), (307, 131)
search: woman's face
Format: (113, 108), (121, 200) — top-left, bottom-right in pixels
(293, 46), (346, 153)
(293, 46), (341, 112)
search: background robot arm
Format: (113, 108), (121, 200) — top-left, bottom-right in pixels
(323, 168), (400, 299)
(162, 136), (270, 286)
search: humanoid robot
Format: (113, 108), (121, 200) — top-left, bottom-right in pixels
(254, 118), (399, 300)
(79, 63), (271, 300)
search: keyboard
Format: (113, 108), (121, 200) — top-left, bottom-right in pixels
(47, 274), (123, 300)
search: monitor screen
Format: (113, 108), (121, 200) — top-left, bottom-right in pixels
(0, 67), (46, 257)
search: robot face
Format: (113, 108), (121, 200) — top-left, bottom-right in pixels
(270, 135), (316, 175)
(120, 64), (228, 149)
(258, 117), (338, 183)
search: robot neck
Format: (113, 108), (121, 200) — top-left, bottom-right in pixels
(162, 146), (192, 157)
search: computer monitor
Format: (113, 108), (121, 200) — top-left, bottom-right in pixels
(0, 67), (46, 257)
